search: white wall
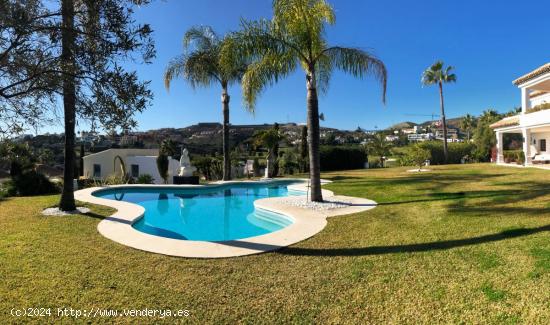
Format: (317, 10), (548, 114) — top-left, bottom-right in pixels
(520, 109), (550, 129)
(83, 149), (180, 184)
(531, 93), (550, 107)
(126, 156), (179, 184)
(531, 132), (550, 154)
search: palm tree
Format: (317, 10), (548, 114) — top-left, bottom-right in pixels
(479, 109), (500, 124)
(230, 0), (387, 201)
(253, 126), (285, 178)
(421, 61), (456, 162)
(460, 113), (476, 141)
(366, 133), (392, 167)
(164, 26), (247, 181)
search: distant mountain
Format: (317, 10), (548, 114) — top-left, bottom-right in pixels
(387, 121), (417, 130)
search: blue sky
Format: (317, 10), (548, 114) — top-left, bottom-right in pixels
(73, 0), (550, 133)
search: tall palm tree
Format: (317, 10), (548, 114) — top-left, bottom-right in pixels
(164, 26), (247, 181)
(421, 61), (456, 162)
(230, 0), (387, 201)
(460, 113), (476, 141)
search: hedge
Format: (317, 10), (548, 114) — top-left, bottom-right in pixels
(503, 150), (524, 164)
(319, 146), (366, 171)
(416, 141), (476, 165)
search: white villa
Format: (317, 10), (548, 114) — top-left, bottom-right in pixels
(492, 63), (550, 166)
(82, 148), (180, 184)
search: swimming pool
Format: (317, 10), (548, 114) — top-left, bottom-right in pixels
(93, 181), (303, 241)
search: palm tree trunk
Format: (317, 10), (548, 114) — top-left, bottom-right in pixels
(306, 72), (323, 202)
(59, 0), (76, 211)
(221, 85), (231, 181)
(439, 81), (448, 163)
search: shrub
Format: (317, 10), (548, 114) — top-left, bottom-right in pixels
(193, 156), (223, 180)
(416, 141), (475, 165)
(280, 152), (299, 175)
(11, 171), (59, 196)
(156, 153), (169, 184)
(102, 174), (132, 186)
(136, 174), (155, 184)
(526, 102), (550, 114)
(503, 150), (524, 164)
(77, 177), (96, 189)
(252, 157), (261, 177)
(408, 145), (432, 169)
(319, 146), (366, 171)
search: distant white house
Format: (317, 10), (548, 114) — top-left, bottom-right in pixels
(407, 133), (434, 142)
(83, 148), (179, 184)
(491, 63), (550, 166)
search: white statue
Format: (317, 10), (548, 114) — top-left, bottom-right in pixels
(178, 148), (196, 176)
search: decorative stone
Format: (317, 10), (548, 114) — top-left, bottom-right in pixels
(42, 207), (90, 216)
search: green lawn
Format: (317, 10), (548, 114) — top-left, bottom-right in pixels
(1, 163), (550, 324)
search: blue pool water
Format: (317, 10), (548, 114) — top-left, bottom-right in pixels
(93, 181), (303, 241)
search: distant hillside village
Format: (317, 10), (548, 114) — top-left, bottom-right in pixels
(3, 118), (470, 178)
(13, 117), (466, 153)
(384, 117), (466, 143)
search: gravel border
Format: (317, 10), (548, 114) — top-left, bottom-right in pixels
(42, 207), (91, 216)
(279, 196), (356, 211)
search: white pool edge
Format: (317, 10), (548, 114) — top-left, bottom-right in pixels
(74, 178), (377, 258)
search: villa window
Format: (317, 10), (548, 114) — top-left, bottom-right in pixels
(131, 164), (139, 178)
(540, 139), (547, 152)
(93, 164), (101, 178)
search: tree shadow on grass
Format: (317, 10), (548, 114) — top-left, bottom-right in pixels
(444, 181), (550, 216)
(377, 190), (516, 206)
(337, 173), (510, 194)
(326, 175), (364, 182)
(82, 211), (132, 225)
(278, 225), (550, 257)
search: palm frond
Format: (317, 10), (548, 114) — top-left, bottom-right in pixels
(321, 46), (387, 103)
(422, 61), (456, 85)
(218, 35), (250, 86)
(164, 55), (186, 91)
(182, 25), (219, 52)
(235, 18), (308, 63)
(315, 53), (333, 94)
(164, 51), (220, 91)
(241, 51), (297, 112)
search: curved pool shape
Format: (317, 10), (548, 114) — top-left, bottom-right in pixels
(93, 181), (303, 241)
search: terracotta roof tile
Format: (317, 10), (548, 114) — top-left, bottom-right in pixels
(513, 63), (550, 86)
(490, 115), (520, 129)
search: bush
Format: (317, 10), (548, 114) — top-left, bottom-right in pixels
(101, 174), (134, 186)
(280, 152), (299, 175)
(11, 171), (59, 196)
(503, 150), (524, 164)
(193, 156), (223, 180)
(156, 153), (169, 184)
(319, 146), (366, 171)
(526, 102), (550, 114)
(136, 174), (155, 184)
(408, 145), (432, 169)
(77, 177), (96, 189)
(252, 157), (261, 177)
(416, 141), (475, 165)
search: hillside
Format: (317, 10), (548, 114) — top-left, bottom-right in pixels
(388, 116), (466, 132)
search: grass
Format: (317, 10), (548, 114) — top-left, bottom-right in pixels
(1, 163), (550, 323)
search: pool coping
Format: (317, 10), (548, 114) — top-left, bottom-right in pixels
(74, 178), (377, 258)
